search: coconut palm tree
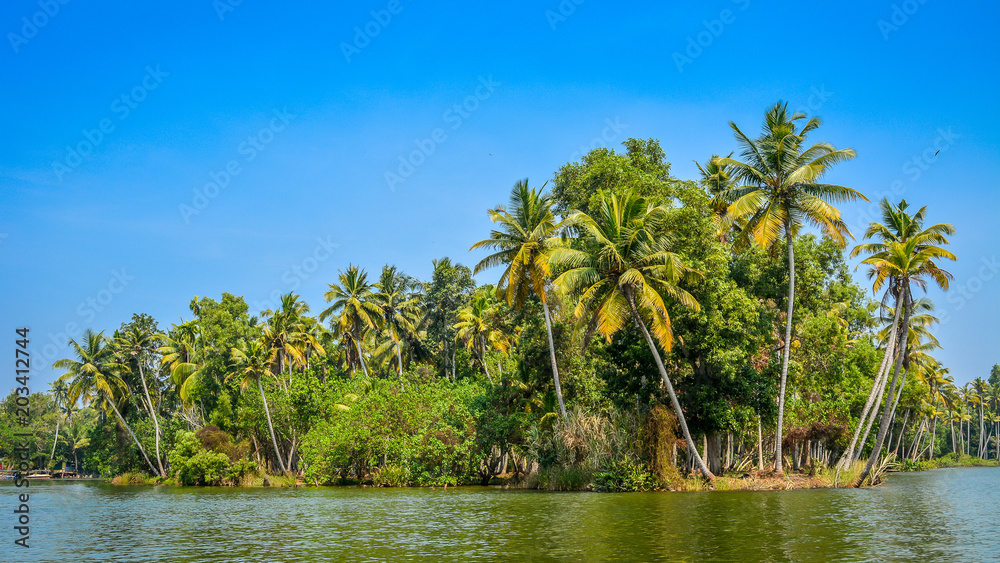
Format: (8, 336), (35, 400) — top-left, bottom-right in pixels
(551, 189), (714, 480)
(158, 320), (203, 405)
(852, 200), (955, 486)
(471, 178), (573, 420)
(714, 102), (865, 472)
(373, 265), (423, 385)
(47, 379), (70, 468)
(54, 329), (158, 475)
(320, 266), (382, 377)
(971, 378), (990, 458)
(61, 417), (91, 473)
(231, 338), (287, 473)
(115, 325), (167, 478)
(454, 289), (512, 381)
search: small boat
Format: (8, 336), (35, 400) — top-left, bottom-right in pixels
(26, 470), (52, 479)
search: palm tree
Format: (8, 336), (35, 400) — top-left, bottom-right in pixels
(852, 200), (955, 486)
(48, 379), (70, 468)
(61, 417), (91, 473)
(158, 320), (203, 405)
(551, 190), (714, 480)
(231, 338), (287, 473)
(454, 290), (512, 381)
(54, 329), (158, 475)
(714, 102), (865, 472)
(971, 378), (990, 458)
(471, 179), (572, 419)
(115, 325), (167, 478)
(373, 265), (423, 385)
(320, 266), (382, 377)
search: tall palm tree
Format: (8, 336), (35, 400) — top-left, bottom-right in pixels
(115, 325), (167, 478)
(231, 338), (287, 473)
(54, 329), (158, 475)
(852, 200), (955, 486)
(714, 102), (865, 472)
(320, 266), (382, 377)
(61, 417), (91, 473)
(158, 320), (203, 405)
(471, 179), (572, 419)
(971, 378), (990, 458)
(373, 265), (423, 384)
(48, 379), (70, 468)
(551, 190), (714, 480)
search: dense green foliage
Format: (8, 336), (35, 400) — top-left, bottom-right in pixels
(2, 104), (990, 490)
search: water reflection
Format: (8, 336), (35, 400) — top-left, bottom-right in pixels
(5, 467), (997, 562)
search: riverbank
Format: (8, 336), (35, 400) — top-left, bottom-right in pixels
(898, 454), (998, 472)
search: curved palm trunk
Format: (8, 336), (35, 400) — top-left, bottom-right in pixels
(480, 339), (492, 382)
(257, 377), (287, 474)
(106, 393), (158, 476)
(775, 226), (795, 473)
(137, 361), (167, 478)
(49, 416), (61, 468)
(354, 330), (370, 378)
(627, 291), (714, 481)
(855, 286), (912, 487)
(839, 308), (901, 467)
(541, 300), (567, 421)
(855, 359), (894, 462)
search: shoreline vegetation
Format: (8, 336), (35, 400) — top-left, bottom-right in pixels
(5, 103), (998, 494)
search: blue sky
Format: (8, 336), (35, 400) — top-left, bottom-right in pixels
(1, 0), (998, 387)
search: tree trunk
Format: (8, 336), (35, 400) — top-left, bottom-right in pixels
(855, 285), (912, 487)
(137, 360), (167, 479)
(757, 416), (765, 472)
(396, 341), (405, 390)
(49, 416), (61, 468)
(707, 434), (723, 475)
(355, 331), (369, 378)
(775, 225), (795, 474)
(840, 315), (899, 467)
(541, 300), (567, 421)
(481, 339), (492, 382)
(257, 377), (287, 473)
(106, 393), (158, 476)
(626, 289), (714, 480)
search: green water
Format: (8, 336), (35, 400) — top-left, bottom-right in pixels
(4, 467), (998, 562)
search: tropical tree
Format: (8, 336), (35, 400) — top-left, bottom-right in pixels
(158, 320), (203, 405)
(551, 189), (714, 480)
(454, 289), (512, 381)
(713, 101), (865, 472)
(230, 338), (287, 473)
(115, 324), (167, 478)
(852, 200), (955, 486)
(471, 179), (571, 419)
(61, 416), (92, 473)
(320, 266), (382, 377)
(47, 379), (69, 468)
(373, 265), (423, 384)
(54, 329), (158, 475)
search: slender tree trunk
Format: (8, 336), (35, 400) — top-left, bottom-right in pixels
(481, 339), (492, 382)
(855, 339), (898, 462)
(626, 290), (714, 480)
(978, 402), (985, 458)
(929, 415), (937, 461)
(855, 286), (912, 487)
(137, 360), (167, 478)
(541, 300), (567, 421)
(106, 393), (158, 476)
(840, 314), (899, 467)
(355, 332), (369, 378)
(757, 416), (765, 472)
(257, 377), (287, 473)
(49, 416), (61, 468)
(396, 341), (405, 390)
(775, 225), (795, 473)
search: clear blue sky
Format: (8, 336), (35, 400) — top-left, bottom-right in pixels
(2, 0), (998, 387)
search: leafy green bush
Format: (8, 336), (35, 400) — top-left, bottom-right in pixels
(371, 463), (411, 487)
(592, 458), (659, 492)
(168, 430), (230, 486)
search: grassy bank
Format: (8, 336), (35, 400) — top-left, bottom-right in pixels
(898, 454), (998, 472)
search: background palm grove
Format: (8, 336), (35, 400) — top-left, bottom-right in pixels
(4, 103), (998, 489)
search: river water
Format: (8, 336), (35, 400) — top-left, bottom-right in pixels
(3, 467), (998, 562)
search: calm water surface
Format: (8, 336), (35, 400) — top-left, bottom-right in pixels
(3, 467), (998, 562)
